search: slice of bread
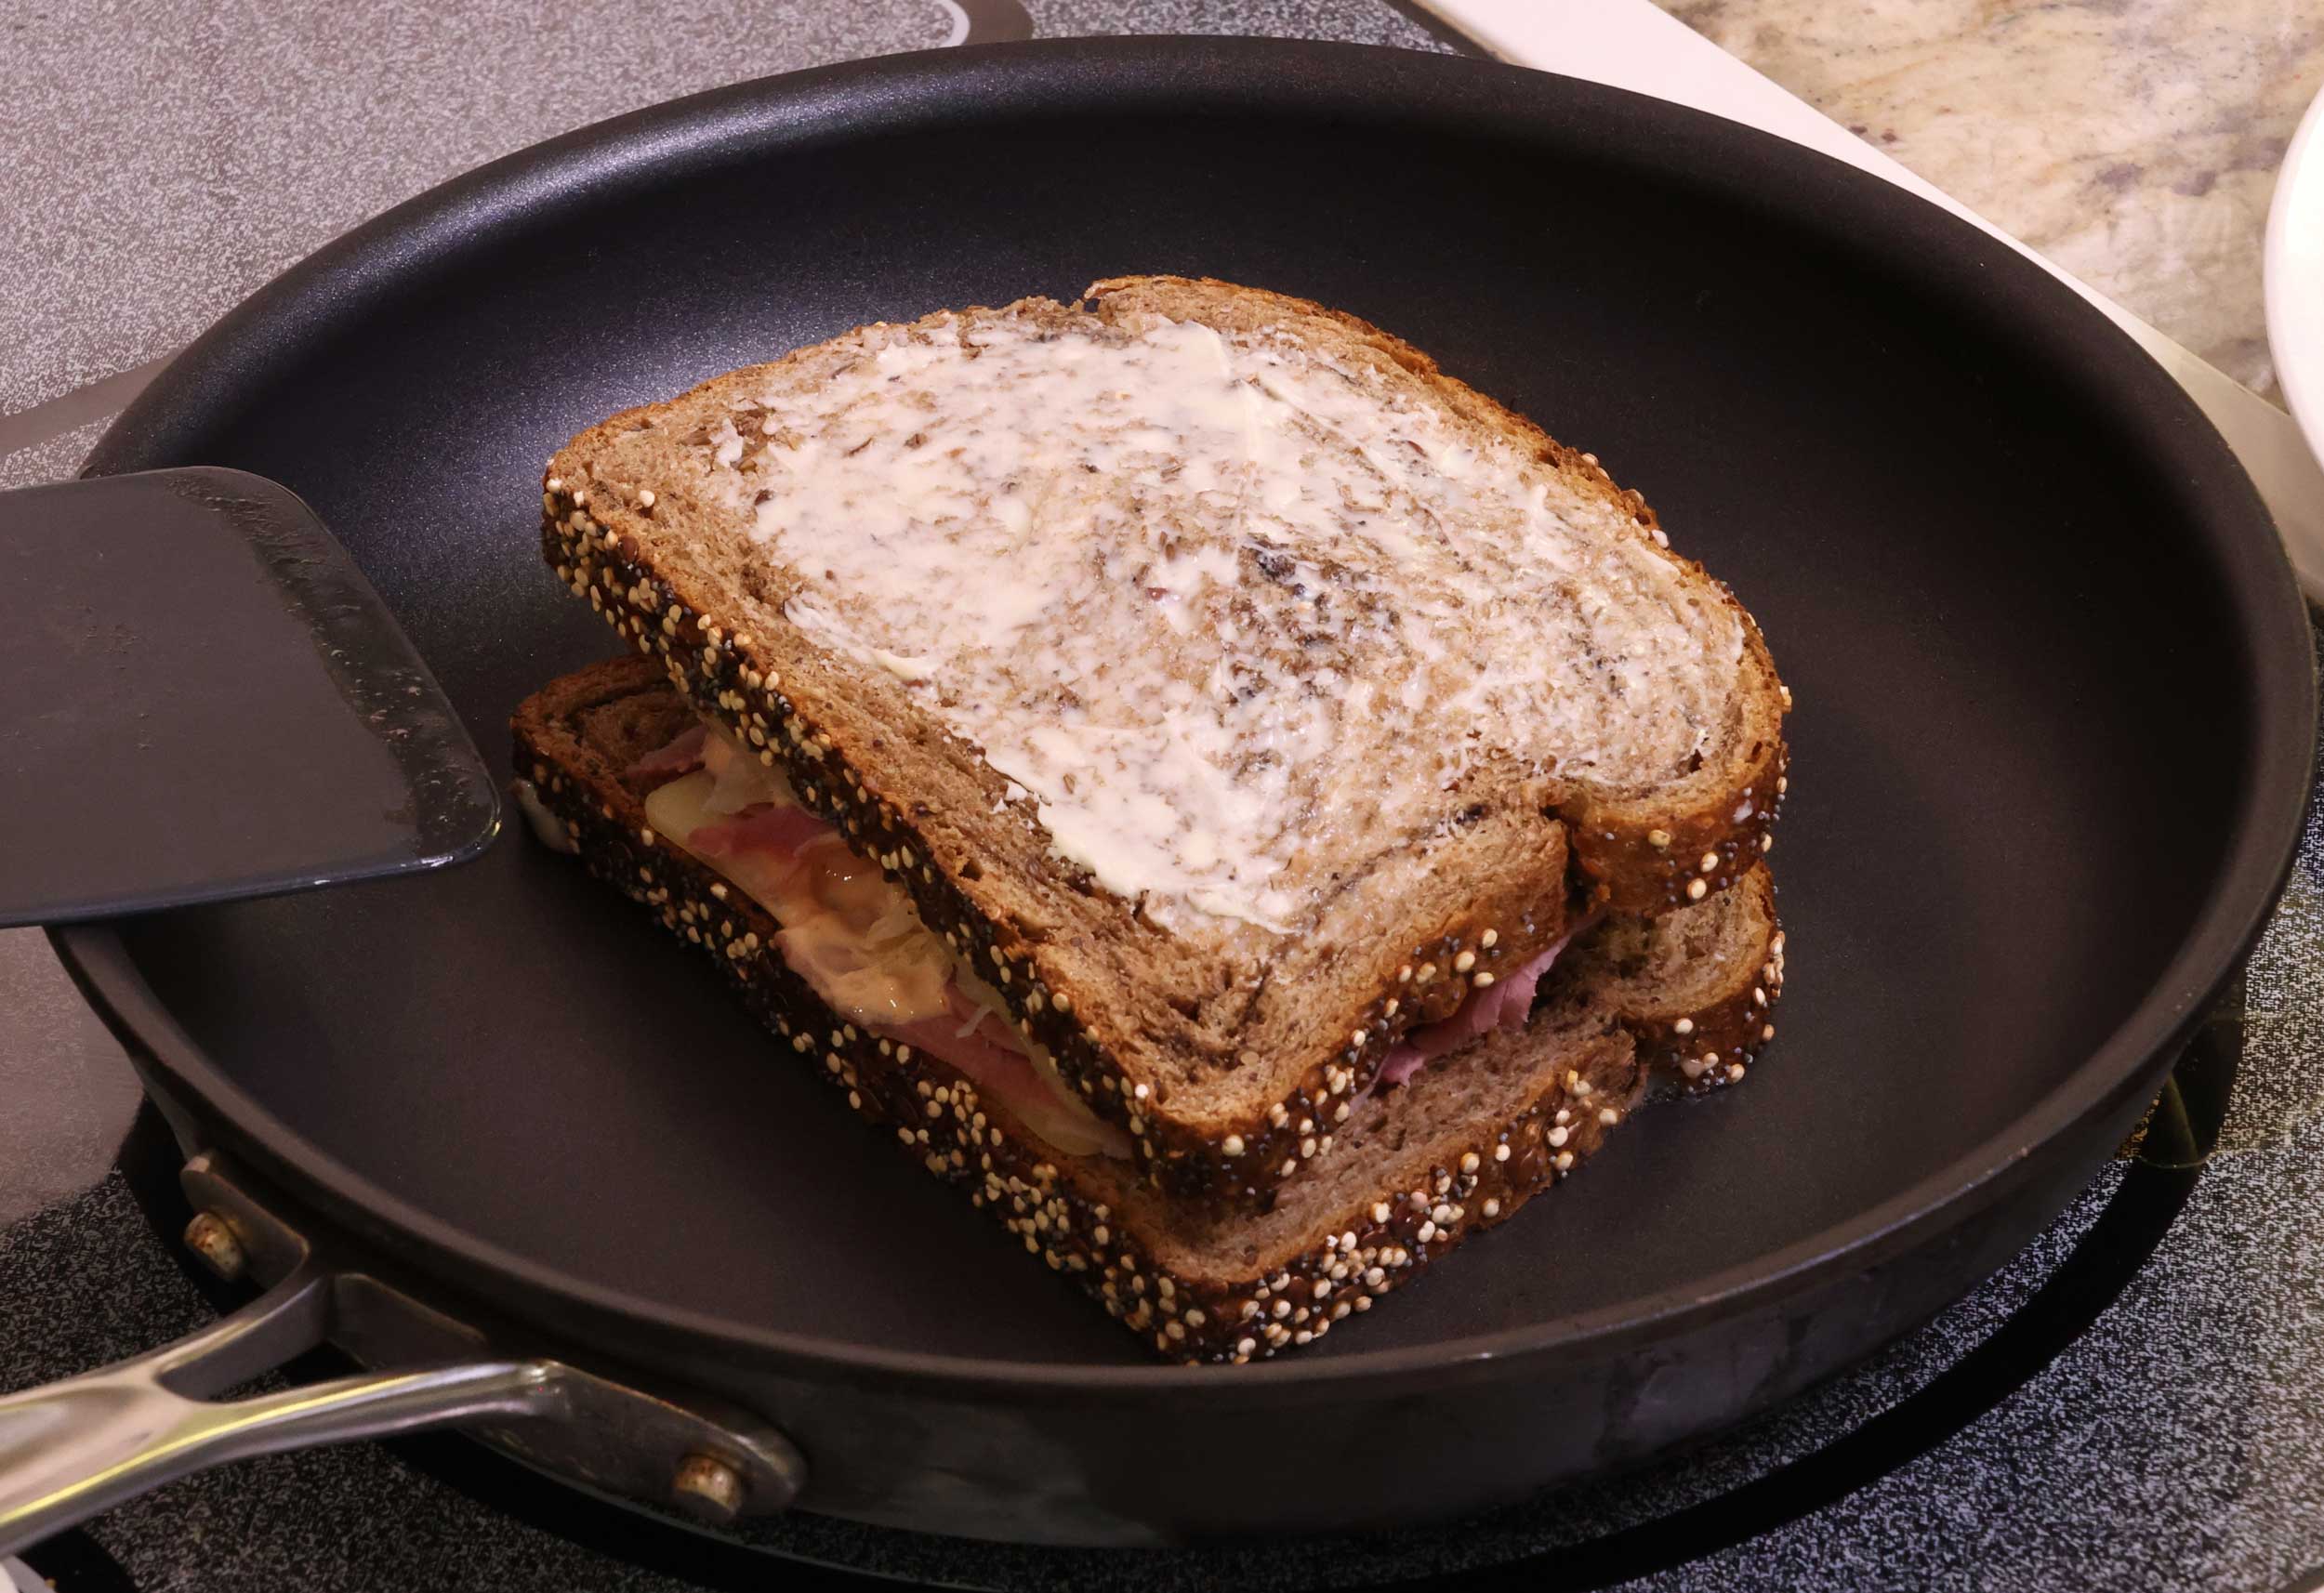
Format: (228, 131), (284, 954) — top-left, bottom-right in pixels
(1566, 879), (1788, 1094)
(511, 660), (1784, 1362)
(541, 276), (1787, 1214)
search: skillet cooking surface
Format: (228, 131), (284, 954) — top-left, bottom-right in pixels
(69, 42), (2309, 1377)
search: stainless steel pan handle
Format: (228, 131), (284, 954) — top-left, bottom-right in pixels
(0, 1155), (804, 1558)
(0, 1260), (558, 1555)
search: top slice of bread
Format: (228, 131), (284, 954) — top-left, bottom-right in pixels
(542, 275), (1787, 1212)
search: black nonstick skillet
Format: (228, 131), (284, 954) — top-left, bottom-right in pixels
(3, 35), (2311, 1554)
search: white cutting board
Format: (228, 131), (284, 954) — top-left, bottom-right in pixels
(1416, 0), (2324, 599)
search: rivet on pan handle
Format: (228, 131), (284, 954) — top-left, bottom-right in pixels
(0, 1154), (805, 1557)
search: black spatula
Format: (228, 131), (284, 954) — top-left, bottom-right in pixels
(0, 467), (499, 927)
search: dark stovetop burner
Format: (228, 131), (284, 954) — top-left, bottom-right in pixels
(8, 1539), (139, 1593)
(11, 1013), (2232, 1593)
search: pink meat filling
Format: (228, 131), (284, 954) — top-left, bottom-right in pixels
(626, 722), (707, 781)
(627, 720), (1129, 1158)
(885, 989), (1109, 1152)
(690, 802), (831, 859)
(1376, 910), (1604, 1089)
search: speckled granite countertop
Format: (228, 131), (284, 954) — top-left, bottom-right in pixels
(5, 4), (2324, 1590)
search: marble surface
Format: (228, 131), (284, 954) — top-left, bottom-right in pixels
(1660, 0), (2324, 402)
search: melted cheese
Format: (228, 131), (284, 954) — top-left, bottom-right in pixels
(647, 770), (956, 1025)
(642, 730), (1125, 1157)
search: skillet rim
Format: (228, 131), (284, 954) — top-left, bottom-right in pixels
(55, 35), (2318, 1400)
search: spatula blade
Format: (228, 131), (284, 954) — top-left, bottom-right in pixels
(0, 467), (499, 927)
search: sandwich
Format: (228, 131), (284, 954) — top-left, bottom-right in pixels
(515, 277), (1789, 1361)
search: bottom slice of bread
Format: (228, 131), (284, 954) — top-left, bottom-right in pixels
(512, 658), (1783, 1363)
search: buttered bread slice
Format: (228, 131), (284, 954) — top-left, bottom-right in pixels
(541, 275), (1787, 1213)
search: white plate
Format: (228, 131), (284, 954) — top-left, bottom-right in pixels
(2267, 83), (2324, 479)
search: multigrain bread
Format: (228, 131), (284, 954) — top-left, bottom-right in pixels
(1566, 881), (1788, 1094)
(510, 660), (1785, 1362)
(539, 276), (1788, 1213)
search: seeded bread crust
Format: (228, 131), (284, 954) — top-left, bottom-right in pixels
(511, 660), (1784, 1362)
(540, 277), (1787, 1216)
(1568, 865), (1787, 1095)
